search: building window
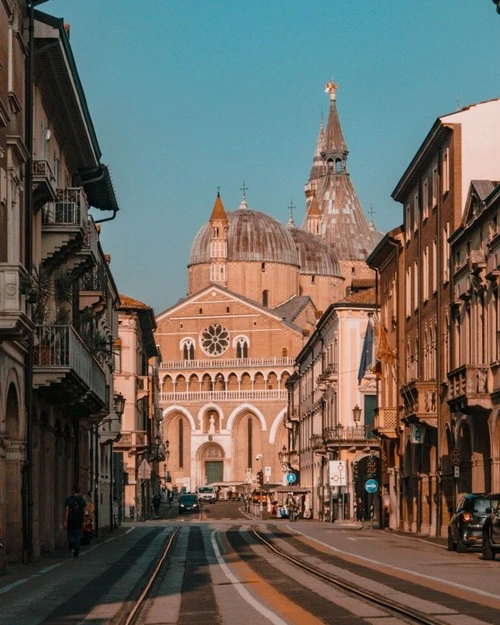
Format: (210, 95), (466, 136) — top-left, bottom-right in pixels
(442, 145), (450, 195)
(405, 203), (411, 241)
(236, 338), (248, 359)
(262, 290), (269, 307)
(413, 190), (419, 233)
(432, 163), (438, 209)
(414, 261), (419, 311)
(422, 178), (429, 221)
(432, 239), (437, 293)
(200, 324), (230, 356)
(406, 267), (411, 318)
(423, 247), (429, 302)
(247, 417), (253, 470)
(182, 340), (195, 361)
(178, 418), (184, 469)
(442, 223), (450, 283)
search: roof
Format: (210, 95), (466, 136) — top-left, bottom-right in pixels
(119, 294), (158, 358)
(189, 203), (299, 266)
(288, 227), (342, 277)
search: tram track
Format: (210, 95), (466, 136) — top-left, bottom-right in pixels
(111, 526), (180, 625)
(249, 525), (485, 625)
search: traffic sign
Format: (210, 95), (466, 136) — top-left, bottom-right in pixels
(137, 459), (152, 480)
(450, 448), (462, 467)
(264, 466), (272, 477)
(329, 460), (347, 486)
(365, 478), (378, 493)
(286, 472), (296, 484)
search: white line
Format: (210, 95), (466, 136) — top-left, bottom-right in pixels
(0, 579), (28, 594)
(291, 528), (500, 601)
(210, 530), (289, 625)
(34, 563), (64, 575)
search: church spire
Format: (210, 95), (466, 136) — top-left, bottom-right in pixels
(209, 191), (228, 286)
(303, 81), (374, 264)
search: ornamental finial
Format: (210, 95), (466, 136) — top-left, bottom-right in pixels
(325, 80), (339, 101)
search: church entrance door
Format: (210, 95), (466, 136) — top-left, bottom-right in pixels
(205, 461), (223, 483)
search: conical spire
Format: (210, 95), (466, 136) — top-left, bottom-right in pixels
(210, 191), (227, 221)
(308, 115), (326, 183)
(323, 81), (348, 159)
(303, 82), (374, 263)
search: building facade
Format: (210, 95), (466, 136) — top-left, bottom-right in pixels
(156, 83), (378, 505)
(368, 98), (500, 536)
(1, 4), (122, 564)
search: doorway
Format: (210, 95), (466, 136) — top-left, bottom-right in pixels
(205, 461), (223, 483)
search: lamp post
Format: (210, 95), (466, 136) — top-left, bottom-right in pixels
(110, 393), (125, 531)
(163, 439), (171, 486)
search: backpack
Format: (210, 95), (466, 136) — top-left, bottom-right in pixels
(68, 496), (83, 524)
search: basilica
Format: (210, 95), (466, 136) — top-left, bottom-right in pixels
(155, 82), (380, 494)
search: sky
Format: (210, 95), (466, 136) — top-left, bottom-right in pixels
(43, 0), (500, 314)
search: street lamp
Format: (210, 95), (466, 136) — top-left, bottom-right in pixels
(278, 445), (290, 472)
(114, 392), (126, 419)
(164, 440), (171, 484)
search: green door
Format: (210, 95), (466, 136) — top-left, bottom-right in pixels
(205, 461), (223, 483)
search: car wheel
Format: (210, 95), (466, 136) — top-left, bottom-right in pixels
(482, 533), (495, 560)
(447, 530), (457, 552)
(456, 536), (467, 553)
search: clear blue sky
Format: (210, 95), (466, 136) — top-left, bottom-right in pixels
(44, 0), (499, 314)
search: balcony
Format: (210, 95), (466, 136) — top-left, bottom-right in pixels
(113, 430), (147, 454)
(159, 389), (287, 403)
(160, 356), (294, 371)
(374, 407), (398, 439)
(79, 263), (108, 315)
(0, 264), (33, 339)
(33, 160), (57, 208)
(42, 188), (99, 272)
(448, 364), (491, 414)
(400, 380), (438, 428)
(310, 425), (377, 454)
(33, 325), (106, 414)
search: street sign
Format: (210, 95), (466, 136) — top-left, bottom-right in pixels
(365, 478), (378, 493)
(286, 472), (296, 484)
(454, 466), (460, 478)
(329, 460), (347, 487)
(450, 448), (462, 467)
(264, 465), (272, 477)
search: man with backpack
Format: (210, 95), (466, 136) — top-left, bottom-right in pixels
(64, 485), (87, 558)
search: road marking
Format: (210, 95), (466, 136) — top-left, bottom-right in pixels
(292, 528), (500, 601)
(0, 579), (28, 594)
(211, 530), (290, 625)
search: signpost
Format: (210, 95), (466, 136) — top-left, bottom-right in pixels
(286, 472), (296, 484)
(364, 479), (378, 529)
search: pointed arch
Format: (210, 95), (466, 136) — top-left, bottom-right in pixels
(269, 407), (287, 445)
(226, 403), (267, 432)
(162, 405), (196, 431)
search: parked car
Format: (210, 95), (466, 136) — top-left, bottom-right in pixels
(447, 493), (491, 552)
(178, 493), (200, 515)
(481, 493), (500, 560)
(196, 485), (216, 503)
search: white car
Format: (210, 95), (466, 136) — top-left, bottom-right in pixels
(196, 485), (216, 503)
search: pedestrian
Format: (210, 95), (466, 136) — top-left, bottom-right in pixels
(64, 485), (86, 558)
(152, 493), (161, 518)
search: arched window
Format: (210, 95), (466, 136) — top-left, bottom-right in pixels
(236, 338), (248, 359)
(178, 418), (184, 468)
(182, 340), (195, 361)
(262, 290), (269, 307)
(247, 417), (253, 470)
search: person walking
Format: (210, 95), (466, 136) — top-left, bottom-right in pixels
(152, 494), (161, 518)
(64, 485), (86, 558)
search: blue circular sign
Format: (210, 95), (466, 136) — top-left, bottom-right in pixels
(286, 473), (297, 484)
(365, 479), (378, 493)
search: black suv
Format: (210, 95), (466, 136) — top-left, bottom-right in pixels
(447, 493), (490, 552)
(481, 493), (500, 560)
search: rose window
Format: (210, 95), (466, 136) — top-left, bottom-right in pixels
(200, 324), (229, 356)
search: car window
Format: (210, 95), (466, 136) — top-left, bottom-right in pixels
(473, 498), (491, 514)
(180, 495), (197, 503)
(199, 487), (213, 493)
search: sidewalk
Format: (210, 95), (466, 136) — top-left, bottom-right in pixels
(0, 525), (128, 594)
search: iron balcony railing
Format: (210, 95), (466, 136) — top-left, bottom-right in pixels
(42, 187), (88, 226)
(33, 325), (106, 402)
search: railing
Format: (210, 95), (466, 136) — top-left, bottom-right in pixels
(81, 262), (108, 295)
(160, 357), (294, 370)
(448, 364), (489, 398)
(42, 187), (87, 226)
(159, 389), (287, 402)
(33, 159), (56, 182)
(323, 425), (377, 441)
(33, 325), (106, 402)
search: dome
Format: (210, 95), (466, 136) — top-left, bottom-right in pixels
(189, 203), (299, 267)
(288, 227), (342, 276)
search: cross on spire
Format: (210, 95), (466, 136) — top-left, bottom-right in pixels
(216, 185), (221, 197)
(288, 199), (295, 221)
(240, 181), (248, 199)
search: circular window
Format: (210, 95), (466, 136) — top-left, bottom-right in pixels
(200, 324), (229, 356)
